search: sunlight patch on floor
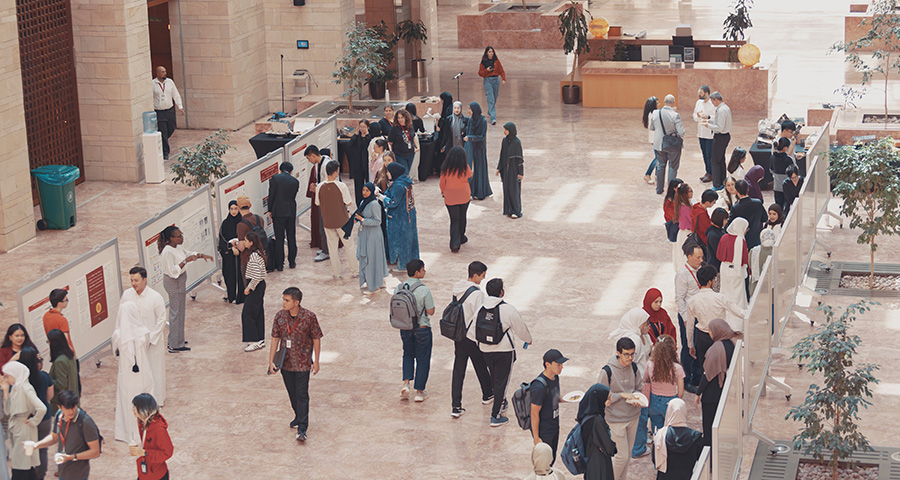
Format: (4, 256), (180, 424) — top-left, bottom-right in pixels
(593, 261), (654, 316)
(566, 185), (617, 224)
(534, 182), (584, 222)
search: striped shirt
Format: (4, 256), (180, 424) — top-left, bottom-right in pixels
(246, 251), (267, 290)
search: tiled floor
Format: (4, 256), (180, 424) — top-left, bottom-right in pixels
(4, 0), (900, 478)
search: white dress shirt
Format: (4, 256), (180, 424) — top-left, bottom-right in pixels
(708, 102), (733, 135)
(686, 288), (746, 346)
(159, 244), (196, 279)
(153, 77), (183, 111)
(693, 99), (715, 139)
(675, 264), (701, 319)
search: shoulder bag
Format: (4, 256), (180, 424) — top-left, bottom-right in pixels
(659, 110), (683, 151)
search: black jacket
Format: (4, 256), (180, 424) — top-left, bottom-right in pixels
(654, 427), (704, 480)
(705, 225), (726, 271)
(782, 176), (803, 215)
(378, 118), (393, 138)
(728, 197), (766, 249)
(268, 172), (300, 218)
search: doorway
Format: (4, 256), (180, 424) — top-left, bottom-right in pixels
(147, 1), (173, 80)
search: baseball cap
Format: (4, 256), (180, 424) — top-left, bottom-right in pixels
(543, 349), (569, 365)
(236, 195), (251, 209)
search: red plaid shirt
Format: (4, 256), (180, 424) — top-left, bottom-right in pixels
(272, 307), (323, 372)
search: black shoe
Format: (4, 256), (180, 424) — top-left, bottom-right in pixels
(684, 383), (699, 395)
(276, 267), (284, 272)
(168, 346), (191, 353)
(700, 174), (713, 183)
(450, 247), (459, 253)
(289, 263), (296, 269)
(461, 235), (468, 245)
(296, 431), (307, 441)
(451, 407), (466, 418)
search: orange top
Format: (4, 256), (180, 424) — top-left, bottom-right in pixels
(43, 309), (75, 352)
(478, 59), (506, 81)
(439, 167), (473, 206)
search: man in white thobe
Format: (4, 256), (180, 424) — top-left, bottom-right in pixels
(112, 301), (154, 443)
(120, 266), (167, 406)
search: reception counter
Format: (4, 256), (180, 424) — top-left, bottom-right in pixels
(580, 60), (774, 111)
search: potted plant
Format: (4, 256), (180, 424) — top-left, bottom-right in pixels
(557, 0), (591, 104)
(169, 129), (233, 189)
(397, 19), (428, 77)
(722, 0), (753, 62)
(332, 22), (388, 110)
(369, 21), (398, 99)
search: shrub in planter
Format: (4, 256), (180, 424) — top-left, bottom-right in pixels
(558, 0), (591, 104)
(169, 129), (233, 189)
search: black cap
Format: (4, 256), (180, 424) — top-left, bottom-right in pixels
(543, 349), (569, 365)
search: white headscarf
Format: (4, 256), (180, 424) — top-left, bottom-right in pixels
(532, 442), (554, 475)
(654, 398), (689, 473)
(608, 307), (651, 369)
(2, 361), (29, 388)
(725, 217), (749, 266)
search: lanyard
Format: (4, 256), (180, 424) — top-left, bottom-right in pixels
(157, 79), (166, 93)
(285, 313), (301, 337)
(686, 265), (701, 289)
(58, 411), (77, 448)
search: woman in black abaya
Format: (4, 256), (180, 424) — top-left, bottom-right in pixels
(496, 121), (524, 218)
(464, 102), (492, 200)
(577, 383), (616, 480)
(218, 200), (244, 304)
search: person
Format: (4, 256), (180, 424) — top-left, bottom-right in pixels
(33, 390), (100, 480)
(496, 122), (524, 218)
(232, 196), (262, 274)
(599, 338), (644, 479)
(112, 302), (154, 443)
(728, 179), (767, 251)
(348, 120), (373, 204)
(642, 289), (676, 344)
(726, 147), (747, 180)
(448, 101), (469, 150)
(706, 208), (729, 272)
(378, 104), (395, 137)
(671, 183), (693, 271)
(396, 259), (436, 403)
(653, 398), (703, 480)
(693, 86), (715, 183)
(218, 200), (245, 304)
(152, 66), (184, 160)
(42, 289), (75, 354)
(388, 108), (419, 175)
(47, 329), (79, 414)
(450, 261), (494, 418)
(440, 146), (473, 252)
(772, 119), (797, 157)
(370, 138), (389, 189)
(531, 349), (567, 464)
(706, 91), (732, 190)
(690, 189), (718, 246)
(696, 319), (736, 445)
(316, 161), (359, 279)
(305, 145), (339, 261)
(607, 308), (652, 459)
(687, 265), (746, 371)
(642, 339), (684, 436)
(268, 161), (300, 271)
(577, 384), (616, 480)
(18, 347), (52, 480)
(759, 204), (785, 279)
(744, 165), (765, 203)
(240, 231), (268, 351)
(770, 137), (796, 208)
(130, 393), (173, 480)
(373, 149), (394, 194)
(649, 94), (686, 194)
(435, 92), (454, 169)
(367, 122), (388, 168)
(2, 361), (46, 479)
(662, 178), (683, 224)
(713, 176), (738, 213)
(674, 244), (704, 392)
(478, 46), (506, 125)
(465, 102), (492, 200)
(718, 217), (751, 308)
(0, 323), (38, 367)
(120, 267), (167, 407)
(642, 96), (661, 185)
(158, 225), (212, 353)
(351, 182), (388, 292)
(268, 287), (323, 442)
(378, 163), (420, 272)
(782, 164), (803, 216)
(404, 103), (425, 134)
(523, 442), (567, 480)
(478, 278), (533, 426)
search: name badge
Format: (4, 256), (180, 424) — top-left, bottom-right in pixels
(285, 339), (292, 349)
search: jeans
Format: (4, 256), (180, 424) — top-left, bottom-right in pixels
(645, 152), (658, 176)
(649, 393), (679, 432)
(401, 327), (433, 391)
(699, 137), (714, 175)
(450, 337), (493, 408)
(272, 215), (297, 269)
(711, 132), (731, 189)
(483, 76), (501, 122)
(631, 406), (650, 457)
(678, 314), (701, 385)
(655, 148), (682, 194)
(241, 280), (266, 342)
(483, 350), (514, 417)
(445, 202), (469, 250)
(281, 370), (311, 432)
(395, 152), (415, 175)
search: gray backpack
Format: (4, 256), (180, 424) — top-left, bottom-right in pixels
(390, 282), (424, 330)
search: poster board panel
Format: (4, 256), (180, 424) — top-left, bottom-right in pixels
(215, 149), (284, 238)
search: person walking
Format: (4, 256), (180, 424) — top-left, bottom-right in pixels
(782, 164), (803, 216)
(240, 232), (268, 352)
(130, 393), (173, 480)
(2, 361), (46, 480)
(693, 86), (715, 183)
(706, 92), (732, 190)
(33, 390), (101, 480)
(268, 287), (323, 442)
(396, 259), (436, 403)
(496, 122), (524, 218)
(348, 182), (388, 293)
(152, 66), (184, 160)
(653, 399), (703, 480)
(121, 267), (167, 406)
(649, 94), (685, 194)
(642, 97), (661, 185)
(577, 384), (616, 480)
(111, 302), (154, 443)
(388, 109), (419, 175)
(268, 161), (300, 271)
(439, 146), (473, 252)
(218, 200), (245, 304)
(598, 338), (644, 480)
(478, 46), (506, 125)
(449, 261), (494, 418)
(531, 349), (567, 463)
(158, 225), (212, 353)
(642, 340), (684, 437)
(378, 163), (419, 272)
(696, 319), (736, 446)
(465, 102), (492, 200)
(316, 161), (359, 279)
(47, 329), (79, 414)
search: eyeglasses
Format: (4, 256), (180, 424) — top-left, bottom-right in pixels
(620, 352), (635, 358)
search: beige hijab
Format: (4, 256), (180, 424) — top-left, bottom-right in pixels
(654, 398), (688, 473)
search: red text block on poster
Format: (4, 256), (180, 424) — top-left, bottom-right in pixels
(260, 163), (279, 183)
(85, 266), (109, 327)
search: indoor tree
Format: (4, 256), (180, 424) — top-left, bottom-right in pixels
(827, 138), (900, 289)
(557, 0), (591, 102)
(332, 22), (388, 110)
(722, 0), (753, 61)
(170, 129), (233, 189)
(786, 301), (879, 480)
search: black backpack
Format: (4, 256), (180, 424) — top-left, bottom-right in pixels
(240, 214), (268, 242)
(475, 301), (508, 345)
(439, 286), (479, 342)
(602, 363), (639, 384)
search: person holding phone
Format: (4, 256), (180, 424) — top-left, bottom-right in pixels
(130, 393), (172, 480)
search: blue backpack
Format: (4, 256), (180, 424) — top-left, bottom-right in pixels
(561, 414), (595, 475)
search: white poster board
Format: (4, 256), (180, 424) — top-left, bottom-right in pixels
(17, 238), (123, 362)
(136, 185), (218, 305)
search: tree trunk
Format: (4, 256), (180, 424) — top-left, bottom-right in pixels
(832, 407), (840, 480)
(569, 52), (578, 87)
(522, 0), (527, 9)
(870, 244), (875, 290)
(885, 54), (891, 126)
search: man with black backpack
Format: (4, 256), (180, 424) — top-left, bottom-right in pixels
(392, 259), (435, 402)
(476, 278), (532, 427)
(530, 349), (567, 465)
(447, 261), (493, 418)
(599, 337), (645, 480)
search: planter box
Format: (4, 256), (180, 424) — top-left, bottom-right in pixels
(456, 2), (568, 49)
(748, 441), (900, 480)
(812, 261), (900, 298)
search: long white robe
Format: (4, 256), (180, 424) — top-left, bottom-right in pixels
(121, 286), (167, 406)
(112, 302), (154, 443)
(720, 218), (750, 330)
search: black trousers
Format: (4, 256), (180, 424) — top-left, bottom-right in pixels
(451, 337), (493, 408)
(694, 328), (714, 378)
(483, 350), (514, 417)
(710, 132), (731, 189)
(241, 280), (266, 342)
(539, 429), (560, 466)
(155, 106), (176, 158)
(446, 202), (469, 250)
(350, 161), (367, 206)
(11, 469), (36, 480)
(222, 253), (245, 303)
(701, 400), (717, 446)
(272, 216), (297, 269)
(281, 370), (311, 433)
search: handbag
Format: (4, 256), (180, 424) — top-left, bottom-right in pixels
(664, 220), (679, 243)
(659, 110), (683, 151)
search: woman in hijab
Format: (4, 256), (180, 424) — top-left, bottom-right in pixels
(697, 319), (736, 446)
(643, 289), (676, 344)
(523, 442), (567, 480)
(404, 103), (425, 133)
(440, 146), (473, 252)
(449, 101), (469, 150)
(744, 165), (766, 202)
(436, 92), (454, 158)
(653, 398), (703, 480)
(717, 217), (750, 319)
(405, 104), (425, 181)
(465, 102), (492, 200)
(496, 122), (524, 218)
(608, 308), (652, 373)
(378, 163), (420, 272)
(577, 384), (616, 480)
(2, 360), (46, 479)
(758, 204), (784, 285)
(112, 301), (154, 443)
(352, 182), (388, 292)
(348, 119), (373, 204)
(218, 200), (244, 304)
(478, 46), (506, 125)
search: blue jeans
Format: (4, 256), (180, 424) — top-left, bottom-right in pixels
(483, 76), (501, 122)
(649, 393), (679, 433)
(632, 406), (650, 457)
(699, 137), (714, 175)
(401, 327), (433, 391)
(395, 152), (415, 175)
(678, 313), (701, 385)
(645, 152), (658, 176)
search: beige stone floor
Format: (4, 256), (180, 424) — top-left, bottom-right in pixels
(3, 0), (900, 478)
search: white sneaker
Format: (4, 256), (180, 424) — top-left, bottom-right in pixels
(244, 340), (265, 352)
(414, 391), (429, 402)
(400, 384), (410, 400)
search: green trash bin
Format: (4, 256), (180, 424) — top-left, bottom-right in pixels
(31, 165), (80, 230)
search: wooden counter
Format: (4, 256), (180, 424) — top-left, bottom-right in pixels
(580, 60), (774, 111)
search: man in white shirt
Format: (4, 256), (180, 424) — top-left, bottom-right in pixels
(315, 161), (358, 278)
(693, 86), (716, 184)
(119, 266), (167, 405)
(305, 145), (338, 262)
(674, 243), (704, 391)
(648, 94), (686, 194)
(686, 265), (745, 377)
(152, 66), (184, 160)
(706, 91), (733, 191)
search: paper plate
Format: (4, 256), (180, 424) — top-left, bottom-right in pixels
(562, 390), (585, 403)
(632, 392), (649, 408)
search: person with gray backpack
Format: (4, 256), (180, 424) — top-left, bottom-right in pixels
(391, 259), (435, 402)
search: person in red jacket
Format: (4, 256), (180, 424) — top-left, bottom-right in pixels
(130, 394), (173, 480)
(690, 189), (718, 244)
(662, 178), (683, 223)
(477, 46), (506, 125)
